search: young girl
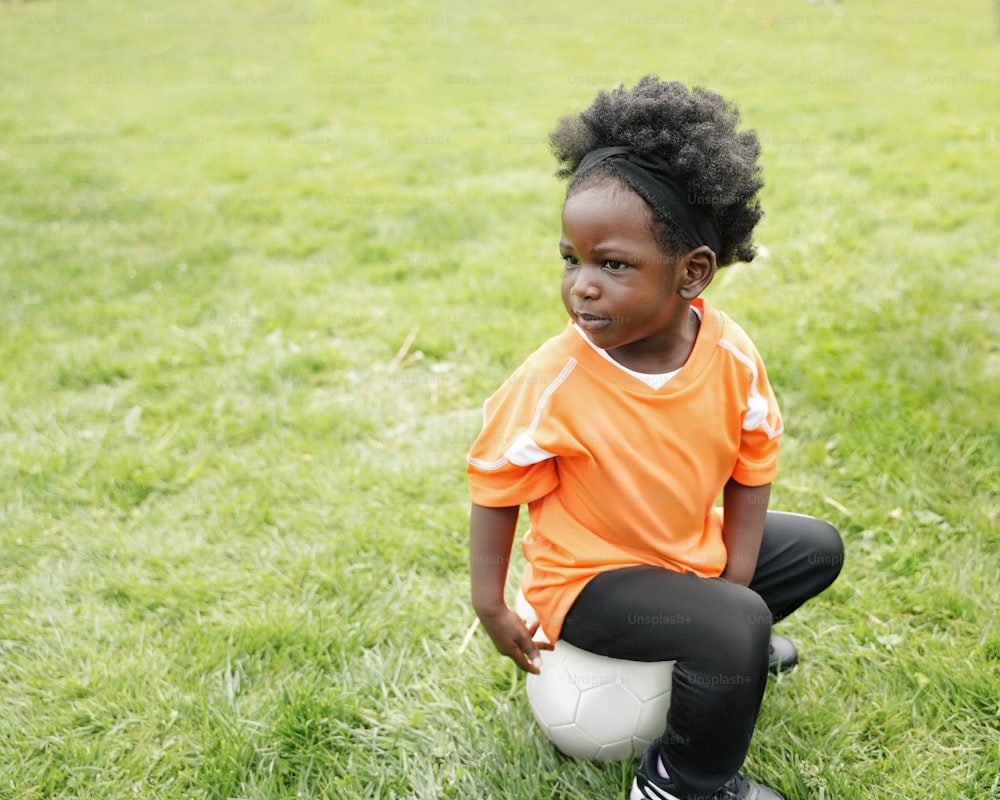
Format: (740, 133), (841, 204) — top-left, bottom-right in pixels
(467, 77), (843, 800)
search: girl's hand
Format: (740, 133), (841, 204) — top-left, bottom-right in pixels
(477, 605), (554, 674)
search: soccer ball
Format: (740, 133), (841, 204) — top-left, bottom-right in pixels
(516, 591), (674, 762)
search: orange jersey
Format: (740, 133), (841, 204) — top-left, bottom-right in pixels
(467, 299), (783, 642)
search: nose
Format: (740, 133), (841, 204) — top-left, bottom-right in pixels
(570, 265), (600, 299)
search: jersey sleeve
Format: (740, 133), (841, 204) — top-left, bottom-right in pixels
(466, 357), (577, 508)
(731, 342), (783, 487)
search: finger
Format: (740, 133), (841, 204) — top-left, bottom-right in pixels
(522, 652), (542, 674)
(506, 645), (538, 674)
(506, 630), (539, 673)
(525, 621), (555, 652)
(520, 640), (543, 673)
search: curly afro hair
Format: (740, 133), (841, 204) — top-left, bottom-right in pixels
(549, 76), (764, 267)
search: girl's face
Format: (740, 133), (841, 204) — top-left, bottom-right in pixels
(559, 180), (699, 373)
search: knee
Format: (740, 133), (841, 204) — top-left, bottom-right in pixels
(717, 587), (772, 679)
(705, 582), (772, 662)
(741, 586), (773, 646)
(809, 519), (845, 585)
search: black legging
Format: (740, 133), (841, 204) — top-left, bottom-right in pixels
(560, 511), (843, 796)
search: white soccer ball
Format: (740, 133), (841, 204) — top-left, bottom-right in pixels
(516, 591), (674, 762)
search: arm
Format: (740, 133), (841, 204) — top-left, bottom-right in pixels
(720, 478), (771, 586)
(470, 502), (552, 673)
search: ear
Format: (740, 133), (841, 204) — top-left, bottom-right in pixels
(678, 246), (717, 300)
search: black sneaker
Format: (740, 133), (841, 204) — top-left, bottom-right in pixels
(768, 633), (799, 674)
(630, 743), (785, 800)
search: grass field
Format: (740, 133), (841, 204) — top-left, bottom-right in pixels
(1, 0), (998, 798)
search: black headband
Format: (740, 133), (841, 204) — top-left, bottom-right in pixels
(575, 146), (721, 256)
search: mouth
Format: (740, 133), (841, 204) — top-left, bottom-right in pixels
(574, 310), (612, 331)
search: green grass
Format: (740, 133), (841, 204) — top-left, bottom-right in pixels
(1, 0), (997, 798)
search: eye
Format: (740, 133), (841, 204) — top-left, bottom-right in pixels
(604, 260), (630, 272)
(561, 254), (580, 268)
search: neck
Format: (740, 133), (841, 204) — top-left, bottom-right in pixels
(607, 305), (699, 374)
